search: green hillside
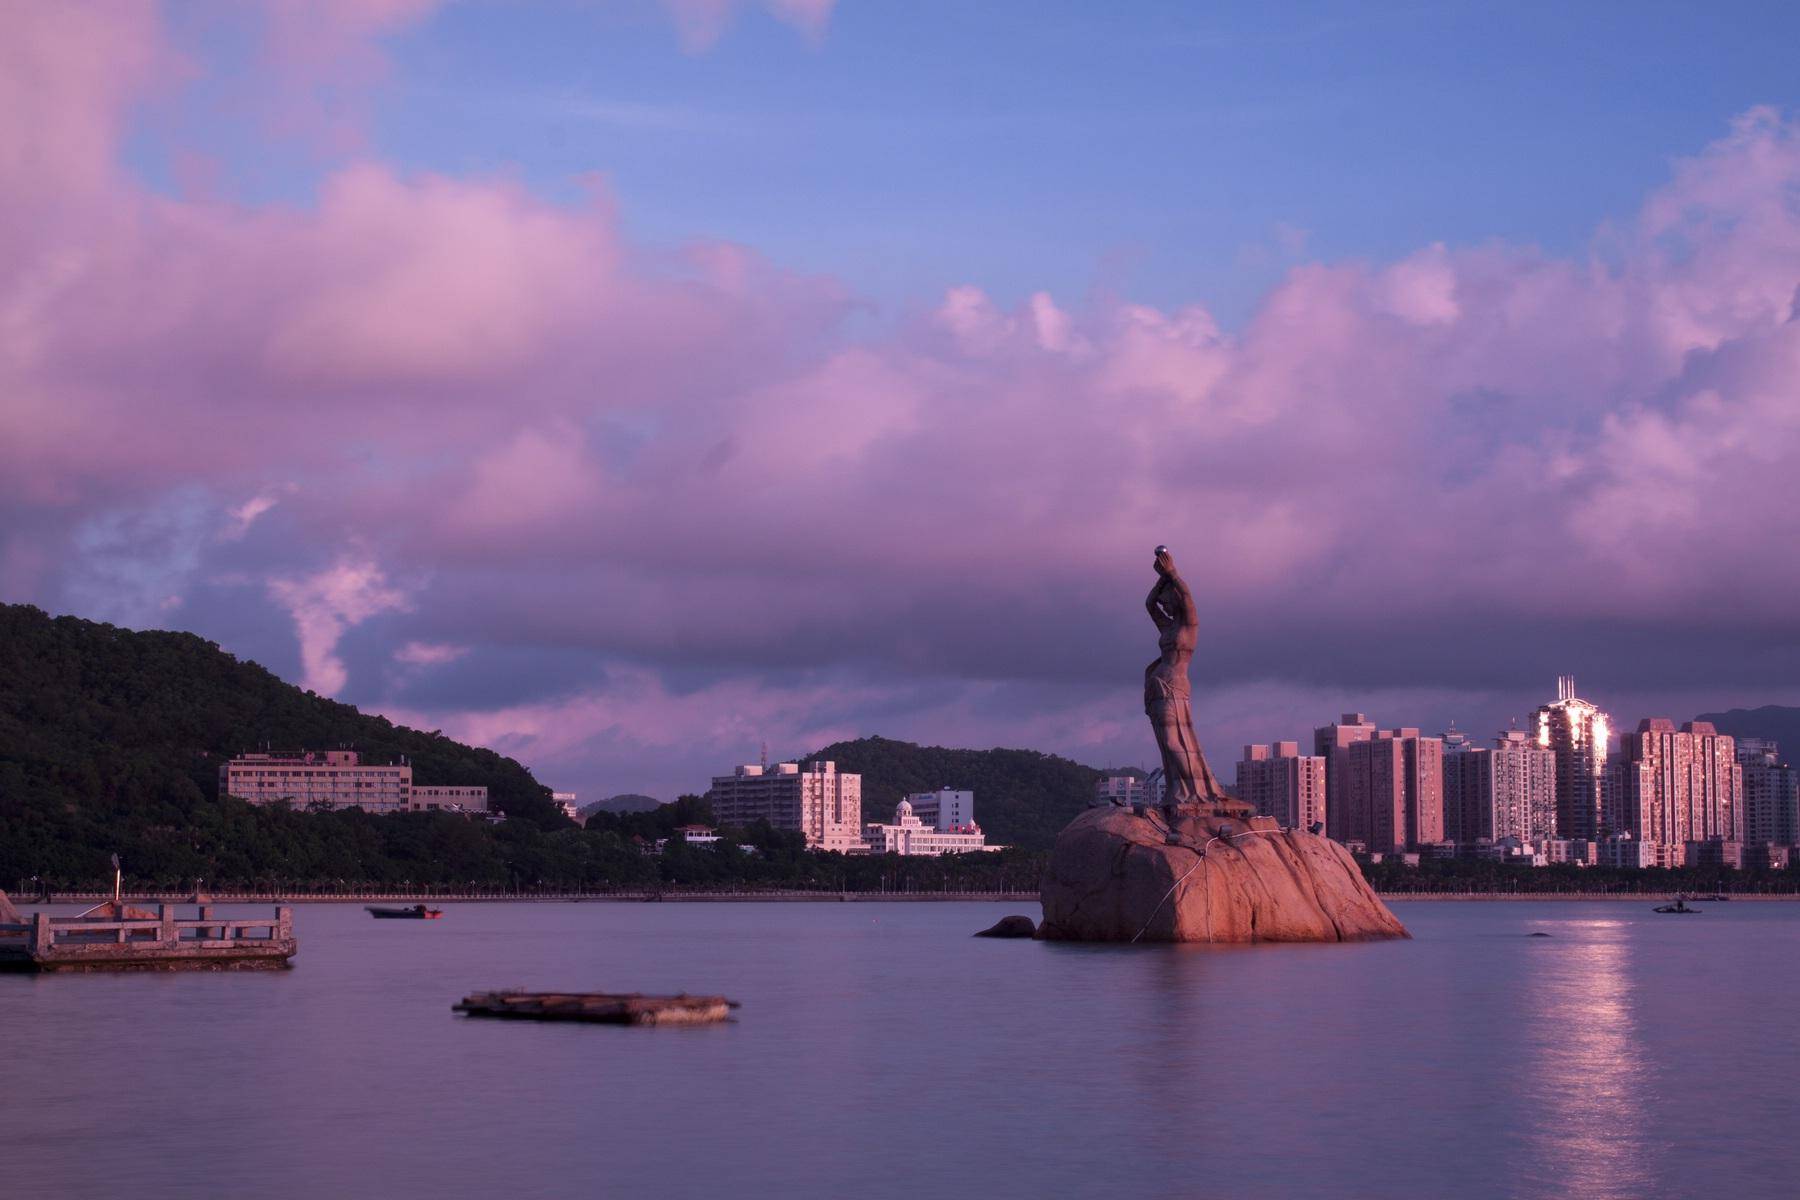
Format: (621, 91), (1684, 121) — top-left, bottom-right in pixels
(0, 603), (587, 887)
(803, 735), (1114, 849)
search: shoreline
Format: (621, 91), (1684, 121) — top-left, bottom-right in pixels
(20, 890), (1800, 905)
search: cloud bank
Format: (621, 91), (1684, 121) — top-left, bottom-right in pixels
(3, 4), (1799, 798)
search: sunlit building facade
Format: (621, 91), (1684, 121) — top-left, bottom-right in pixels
(1344, 728), (1443, 854)
(1314, 712), (1379, 842)
(1443, 728), (1556, 844)
(220, 750), (413, 812)
(1612, 719), (1742, 864)
(1236, 742), (1326, 830)
(706, 761), (863, 852)
(1532, 677), (1611, 842)
(863, 798), (995, 856)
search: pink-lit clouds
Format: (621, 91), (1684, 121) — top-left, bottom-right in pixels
(3, 6), (1799, 798)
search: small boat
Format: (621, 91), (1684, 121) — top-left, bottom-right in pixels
(367, 904), (443, 920)
(1694, 893), (1730, 902)
(453, 990), (738, 1025)
(1653, 898), (1699, 914)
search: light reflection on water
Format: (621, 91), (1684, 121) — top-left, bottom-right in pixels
(1519, 920), (1653, 1199)
(2, 900), (1798, 1199)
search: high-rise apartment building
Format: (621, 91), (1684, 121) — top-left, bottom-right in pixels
(1532, 677), (1611, 841)
(1738, 739), (1798, 848)
(1314, 712), (1378, 842)
(705, 761), (863, 852)
(1343, 729), (1444, 854)
(1442, 728), (1556, 844)
(1236, 743), (1326, 830)
(1610, 719), (1743, 865)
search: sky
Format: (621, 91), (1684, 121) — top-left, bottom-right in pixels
(5, 1), (1800, 802)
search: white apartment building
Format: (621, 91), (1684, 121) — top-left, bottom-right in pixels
(705, 761), (863, 852)
(906, 788), (974, 831)
(553, 791), (580, 821)
(864, 799), (996, 856)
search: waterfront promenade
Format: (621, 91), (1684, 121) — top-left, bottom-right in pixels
(22, 887), (1800, 904)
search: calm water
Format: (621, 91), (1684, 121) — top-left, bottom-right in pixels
(3, 899), (1797, 1199)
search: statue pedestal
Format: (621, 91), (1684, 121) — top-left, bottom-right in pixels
(1037, 805), (1409, 944)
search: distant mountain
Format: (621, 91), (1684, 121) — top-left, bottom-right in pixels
(803, 735), (1115, 849)
(1696, 706), (1800, 758)
(579, 793), (663, 818)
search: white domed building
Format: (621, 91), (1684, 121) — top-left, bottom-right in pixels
(862, 794), (998, 856)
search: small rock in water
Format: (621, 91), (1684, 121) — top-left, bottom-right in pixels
(1527, 931), (1552, 937)
(975, 914), (1037, 939)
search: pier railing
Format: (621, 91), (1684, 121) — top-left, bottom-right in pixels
(0, 905), (295, 970)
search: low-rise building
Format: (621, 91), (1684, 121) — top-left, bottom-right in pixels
(1685, 839), (1744, 869)
(1597, 833), (1656, 870)
(219, 750), (489, 816)
(220, 750), (412, 812)
(411, 785), (489, 813)
(863, 799), (996, 856)
(552, 791), (579, 821)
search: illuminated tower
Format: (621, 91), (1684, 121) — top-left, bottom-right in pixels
(1532, 676), (1611, 842)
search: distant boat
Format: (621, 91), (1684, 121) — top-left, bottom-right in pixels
(1653, 898), (1699, 914)
(1693, 893), (1730, 902)
(367, 904), (443, 920)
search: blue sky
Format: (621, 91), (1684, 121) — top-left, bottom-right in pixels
(152, 0), (1800, 326)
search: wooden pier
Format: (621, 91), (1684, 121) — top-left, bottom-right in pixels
(0, 903), (296, 972)
(453, 990), (738, 1025)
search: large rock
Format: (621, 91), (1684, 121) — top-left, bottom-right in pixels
(974, 914), (1038, 939)
(1038, 805), (1408, 943)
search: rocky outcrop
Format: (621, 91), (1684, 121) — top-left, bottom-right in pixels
(1038, 805), (1408, 943)
(974, 914), (1038, 939)
(0, 890), (21, 925)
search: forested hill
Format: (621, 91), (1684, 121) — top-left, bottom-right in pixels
(0, 603), (560, 828)
(803, 735), (1130, 849)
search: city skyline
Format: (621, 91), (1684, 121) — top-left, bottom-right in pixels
(6, 4), (1800, 803)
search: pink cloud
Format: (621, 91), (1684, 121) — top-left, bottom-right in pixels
(268, 555), (413, 695)
(393, 641), (468, 667)
(5, 4), (1800, 795)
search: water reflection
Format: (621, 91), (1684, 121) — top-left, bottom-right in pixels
(1519, 919), (1654, 1199)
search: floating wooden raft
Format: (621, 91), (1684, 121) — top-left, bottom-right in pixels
(453, 990), (738, 1025)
